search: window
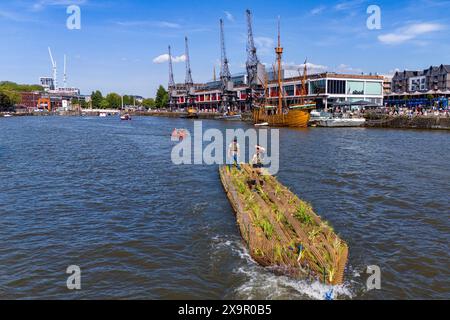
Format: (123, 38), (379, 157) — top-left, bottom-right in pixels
(365, 82), (382, 95)
(310, 80), (326, 94)
(284, 85), (295, 96)
(347, 81), (364, 95)
(327, 80), (346, 94)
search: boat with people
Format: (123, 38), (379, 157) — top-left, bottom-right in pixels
(252, 18), (315, 128)
(171, 128), (188, 141)
(120, 114), (132, 121)
(219, 164), (348, 285)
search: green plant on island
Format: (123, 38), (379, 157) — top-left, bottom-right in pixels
(294, 203), (313, 226)
(258, 218), (274, 239)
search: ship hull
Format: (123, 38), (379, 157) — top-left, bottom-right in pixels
(253, 108), (311, 128)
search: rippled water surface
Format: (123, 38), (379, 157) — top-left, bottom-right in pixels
(0, 116), (449, 299)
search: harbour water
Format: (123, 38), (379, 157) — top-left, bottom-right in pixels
(0, 116), (449, 299)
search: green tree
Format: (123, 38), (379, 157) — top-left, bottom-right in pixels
(142, 98), (156, 109)
(105, 93), (122, 109)
(155, 85), (169, 109)
(99, 99), (110, 109)
(123, 95), (134, 106)
(0, 92), (15, 112)
(1, 91), (21, 105)
(0, 81), (43, 92)
(91, 90), (103, 109)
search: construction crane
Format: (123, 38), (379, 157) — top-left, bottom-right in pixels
(63, 54), (67, 89)
(184, 36), (194, 109)
(168, 45), (176, 109)
(219, 18), (237, 112)
(48, 47), (58, 90)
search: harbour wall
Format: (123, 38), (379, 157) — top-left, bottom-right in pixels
(364, 114), (450, 130)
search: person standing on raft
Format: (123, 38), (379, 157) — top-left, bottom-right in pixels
(251, 145), (266, 169)
(228, 137), (241, 170)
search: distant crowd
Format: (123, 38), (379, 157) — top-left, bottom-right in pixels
(378, 107), (449, 118)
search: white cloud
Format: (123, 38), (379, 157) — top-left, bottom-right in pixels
(334, 64), (363, 74)
(32, 0), (87, 11)
(254, 37), (274, 55)
(281, 62), (328, 77)
(155, 21), (181, 29)
(224, 11), (234, 22)
(310, 5), (326, 15)
(0, 10), (24, 21)
(117, 20), (181, 29)
(153, 54), (186, 64)
(378, 23), (445, 44)
(334, 0), (365, 11)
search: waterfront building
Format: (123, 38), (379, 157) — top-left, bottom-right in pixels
(17, 91), (89, 111)
(383, 75), (392, 95)
(171, 72), (384, 111)
(39, 77), (54, 91)
(385, 65), (450, 109)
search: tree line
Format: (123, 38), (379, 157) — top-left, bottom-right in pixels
(0, 81), (44, 112)
(0, 81), (170, 112)
(89, 85), (169, 110)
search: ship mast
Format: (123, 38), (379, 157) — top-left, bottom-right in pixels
(275, 16), (283, 115)
(301, 58), (308, 104)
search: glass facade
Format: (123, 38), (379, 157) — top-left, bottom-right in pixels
(365, 82), (382, 95)
(347, 81), (364, 95)
(310, 80), (326, 94)
(327, 80), (346, 94)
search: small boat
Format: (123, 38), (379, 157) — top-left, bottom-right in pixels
(181, 107), (199, 119)
(317, 117), (366, 127)
(255, 122), (269, 127)
(120, 114), (131, 121)
(215, 114), (242, 121)
(308, 111), (332, 126)
(99, 112), (108, 118)
(3, 114), (13, 118)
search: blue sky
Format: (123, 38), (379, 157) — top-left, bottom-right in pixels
(0, 0), (449, 97)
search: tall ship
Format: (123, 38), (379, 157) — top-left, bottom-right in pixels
(253, 18), (315, 128)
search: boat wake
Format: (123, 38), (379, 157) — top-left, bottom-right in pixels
(212, 235), (355, 300)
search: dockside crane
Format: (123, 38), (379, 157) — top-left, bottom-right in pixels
(219, 18), (237, 112)
(184, 36), (195, 109)
(245, 9), (264, 111)
(168, 45), (176, 110)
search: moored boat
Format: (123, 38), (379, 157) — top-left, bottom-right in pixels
(251, 19), (315, 128)
(215, 113), (242, 121)
(120, 114), (131, 121)
(317, 117), (366, 127)
(253, 104), (314, 128)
